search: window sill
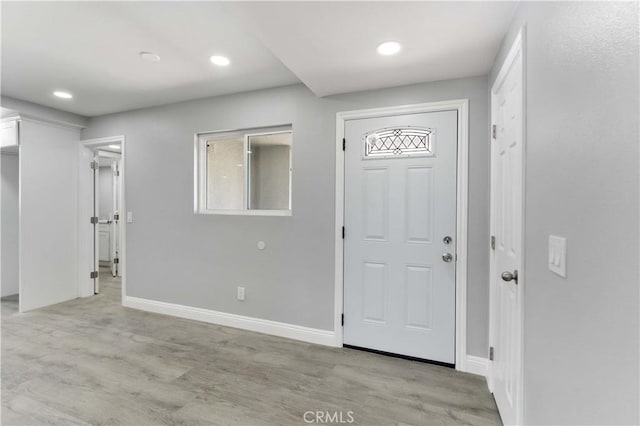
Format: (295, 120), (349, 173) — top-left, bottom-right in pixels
(196, 209), (292, 217)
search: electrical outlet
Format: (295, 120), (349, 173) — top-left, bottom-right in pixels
(237, 286), (245, 301)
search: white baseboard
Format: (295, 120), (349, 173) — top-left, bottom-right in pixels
(123, 296), (338, 347)
(465, 355), (489, 377)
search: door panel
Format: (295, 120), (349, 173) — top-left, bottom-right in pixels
(343, 110), (457, 363)
(362, 168), (388, 241)
(405, 265), (432, 330)
(490, 38), (524, 425)
(362, 262), (386, 322)
(406, 166), (432, 243)
(110, 161), (118, 277)
(78, 145), (95, 297)
(78, 144), (98, 296)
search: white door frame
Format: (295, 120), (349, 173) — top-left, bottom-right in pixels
(488, 27), (526, 425)
(335, 99), (470, 371)
(79, 135), (126, 303)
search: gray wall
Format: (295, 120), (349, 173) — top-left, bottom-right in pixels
(1, 153), (19, 297)
(82, 76), (490, 357)
(99, 166), (113, 220)
(490, 2), (639, 424)
(19, 120), (81, 311)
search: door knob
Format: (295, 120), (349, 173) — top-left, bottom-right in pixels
(501, 270), (518, 284)
(442, 253), (453, 263)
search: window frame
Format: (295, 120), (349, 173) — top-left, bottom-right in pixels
(194, 125), (293, 216)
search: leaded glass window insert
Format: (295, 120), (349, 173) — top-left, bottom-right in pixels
(364, 127), (433, 158)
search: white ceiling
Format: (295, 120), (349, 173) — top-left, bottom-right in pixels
(0, 2), (299, 116)
(229, 2), (519, 96)
(1, 2), (517, 117)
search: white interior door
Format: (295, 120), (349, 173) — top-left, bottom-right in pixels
(115, 159), (123, 277)
(489, 33), (524, 425)
(78, 144), (99, 296)
(110, 160), (118, 276)
(343, 110), (457, 364)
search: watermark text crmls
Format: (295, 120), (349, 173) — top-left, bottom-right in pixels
(303, 410), (355, 424)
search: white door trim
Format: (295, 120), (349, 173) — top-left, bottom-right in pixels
(488, 27), (526, 425)
(334, 99), (470, 371)
(80, 135), (126, 303)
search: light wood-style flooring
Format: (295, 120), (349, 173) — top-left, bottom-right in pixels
(1, 271), (500, 425)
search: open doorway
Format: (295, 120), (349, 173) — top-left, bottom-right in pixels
(1, 138), (19, 311)
(97, 147), (121, 280)
(79, 136), (125, 302)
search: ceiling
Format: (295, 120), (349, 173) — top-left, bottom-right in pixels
(1, 2), (517, 117)
(230, 2), (518, 96)
(0, 2), (299, 116)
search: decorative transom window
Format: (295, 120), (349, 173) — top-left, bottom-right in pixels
(364, 127), (433, 158)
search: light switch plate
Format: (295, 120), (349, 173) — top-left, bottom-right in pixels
(127, 211), (133, 223)
(548, 235), (567, 278)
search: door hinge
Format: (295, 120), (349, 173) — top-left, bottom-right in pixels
(489, 346), (494, 361)
(90, 216), (99, 224)
(491, 235), (496, 250)
(90, 161), (99, 170)
(492, 124), (497, 139)
(114, 169), (120, 177)
(90, 271), (99, 279)
(113, 258), (119, 264)
(342, 226), (345, 239)
(341, 313), (344, 326)
(113, 213), (119, 221)
(342, 138), (346, 151)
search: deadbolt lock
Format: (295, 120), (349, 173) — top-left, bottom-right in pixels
(443, 236), (452, 245)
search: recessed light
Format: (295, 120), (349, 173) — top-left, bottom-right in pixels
(139, 51), (161, 62)
(210, 55), (230, 66)
(377, 41), (402, 56)
(108, 145), (121, 150)
(53, 91), (73, 99)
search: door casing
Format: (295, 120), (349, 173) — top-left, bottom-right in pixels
(79, 135), (126, 303)
(488, 27), (526, 425)
(335, 99), (470, 372)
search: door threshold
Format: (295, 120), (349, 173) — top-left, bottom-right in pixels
(343, 344), (455, 369)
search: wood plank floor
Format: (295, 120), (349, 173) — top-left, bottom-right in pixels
(1, 272), (500, 425)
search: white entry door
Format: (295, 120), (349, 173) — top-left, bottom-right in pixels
(489, 32), (524, 425)
(343, 110), (457, 364)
